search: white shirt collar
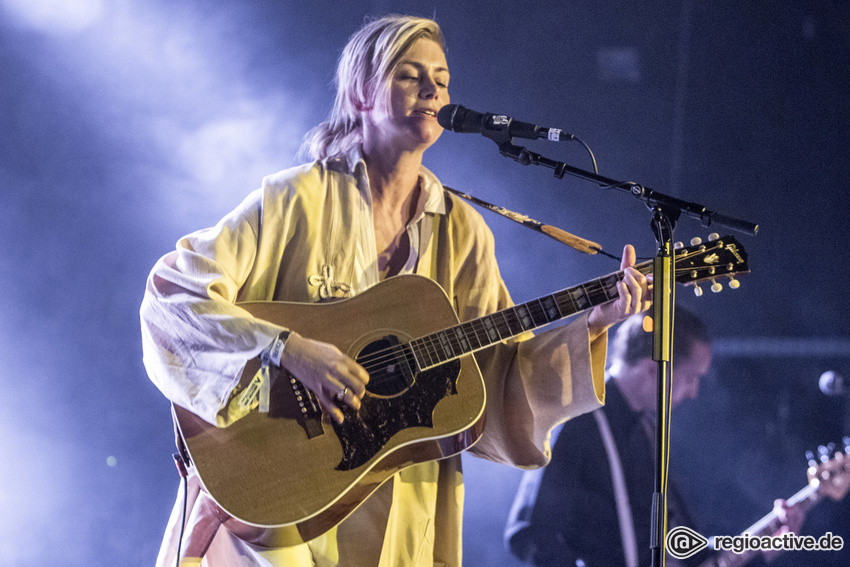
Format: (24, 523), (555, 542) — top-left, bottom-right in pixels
(342, 145), (448, 217)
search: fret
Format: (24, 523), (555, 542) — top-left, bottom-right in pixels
(451, 325), (472, 353)
(411, 338), (432, 369)
(554, 288), (578, 316)
(461, 320), (485, 350)
(437, 331), (456, 359)
(569, 285), (592, 310)
(540, 294), (563, 321)
(473, 318), (493, 347)
(482, 315), (502, 343)
(421, 334), (443, 366)
(500, 307), (525, 336)
(528, 300), (550, 327)
(492, 311), (511, 339)
(515, 303), (536, 330)
(601, 274), (620, 300)
(448, 326), (466, 354)
(419, 338), (438, 368)
(583, 281), (609, 306)
(428, 333), (448, 363)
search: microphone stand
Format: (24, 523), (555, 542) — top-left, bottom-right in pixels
(481, 134), (758, 567)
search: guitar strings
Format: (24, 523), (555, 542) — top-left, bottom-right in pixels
(356, 268), (637, 378)
(355, 260), (719, 380)
(357, 264), (645, 376)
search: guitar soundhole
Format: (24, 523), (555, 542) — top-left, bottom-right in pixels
(357, 335), (417, 398)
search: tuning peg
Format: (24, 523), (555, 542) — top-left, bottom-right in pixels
(693, 284), (703, 297)
(708, 233), (720, 241)
(806, 450), (817, 467)
(674, 241), (683, 250)
(711, 279), (723, 293)
(728, 277), (741, 289)
(690, 237), (702, 246)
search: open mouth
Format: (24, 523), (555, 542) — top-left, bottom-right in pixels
(415, 108), (437, 117)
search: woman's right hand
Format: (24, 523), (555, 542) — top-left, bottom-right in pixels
(278, 332), (370, 424)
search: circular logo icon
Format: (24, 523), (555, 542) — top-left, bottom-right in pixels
(666, 526), (709, 559)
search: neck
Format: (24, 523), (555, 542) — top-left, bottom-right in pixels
(362, 144), (423, 211)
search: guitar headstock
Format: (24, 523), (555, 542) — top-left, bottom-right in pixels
(674, 234), (749, 296)
(807, 438), (850, 501)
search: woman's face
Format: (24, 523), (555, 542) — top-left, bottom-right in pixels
(367, 38), (450, 152)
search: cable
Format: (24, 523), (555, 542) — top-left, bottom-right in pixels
(172, 452), (189, 567)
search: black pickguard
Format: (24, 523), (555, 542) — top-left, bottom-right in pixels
(331, 358), (461, 471)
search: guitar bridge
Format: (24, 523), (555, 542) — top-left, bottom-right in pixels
(271, 367), (324, 439)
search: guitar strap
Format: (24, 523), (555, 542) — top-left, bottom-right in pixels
(593, 409), (640, 567)
(441, 185), (607, 257)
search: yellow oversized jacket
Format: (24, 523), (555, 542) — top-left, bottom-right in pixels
(141, 149), (607, 567)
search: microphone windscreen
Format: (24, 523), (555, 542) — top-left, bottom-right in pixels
(437, 104), (484, 133)
(437, 104), (461, 131)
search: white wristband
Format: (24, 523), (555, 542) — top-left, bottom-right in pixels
(267, 330), (291, 367)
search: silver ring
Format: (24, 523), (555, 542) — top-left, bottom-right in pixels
(336, 386), (348, 401)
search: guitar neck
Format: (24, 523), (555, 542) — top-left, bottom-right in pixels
(409, 261), (653, 371)
(701, 482), (822, 567)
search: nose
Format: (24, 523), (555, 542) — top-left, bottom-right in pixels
(419, 74), (438, 99)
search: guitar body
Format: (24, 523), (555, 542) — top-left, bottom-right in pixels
(173, 275), (486, 546)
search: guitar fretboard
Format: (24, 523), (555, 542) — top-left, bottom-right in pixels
(408, 263), (651, 370)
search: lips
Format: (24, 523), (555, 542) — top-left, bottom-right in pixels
(415, 108), (437, 117)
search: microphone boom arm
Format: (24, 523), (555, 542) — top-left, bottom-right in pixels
(497, 141), (759, 237)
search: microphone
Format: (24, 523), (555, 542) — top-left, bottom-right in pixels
(819, 371), (847, 396)
(437, 104), (574, 142)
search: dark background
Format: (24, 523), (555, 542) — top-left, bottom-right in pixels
(1, 0), (847, 564)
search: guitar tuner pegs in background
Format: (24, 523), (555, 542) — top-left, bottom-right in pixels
(708, 233), (720, 241)
(690, 237), (702, 246)
(711, 279), (723, 293)
(693, 284), (703, 297)
(674, 241), (683, 249)
(728, 277), (741, 289)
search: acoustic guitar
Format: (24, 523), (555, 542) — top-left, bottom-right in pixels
(172, 234), (749, 546)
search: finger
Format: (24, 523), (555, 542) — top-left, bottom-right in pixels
(773, 499), (788, 522)
(329, 365), (368, 402)
(317, 379), (356, 423)
(617, 281), (633, 315)
(623, 274), (641, 314)
(345, 359), (370, 392)
(620, 244), (636, 271)
(334, 382), (362, 411)
(627, 267), (652, 312)
(622, 270), (647, 314)
(318, 393), (345, 424)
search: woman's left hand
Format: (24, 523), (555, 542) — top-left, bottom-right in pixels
(587, 244), (652, 338)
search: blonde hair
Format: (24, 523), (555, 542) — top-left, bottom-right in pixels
(300, 14), (445, 161)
